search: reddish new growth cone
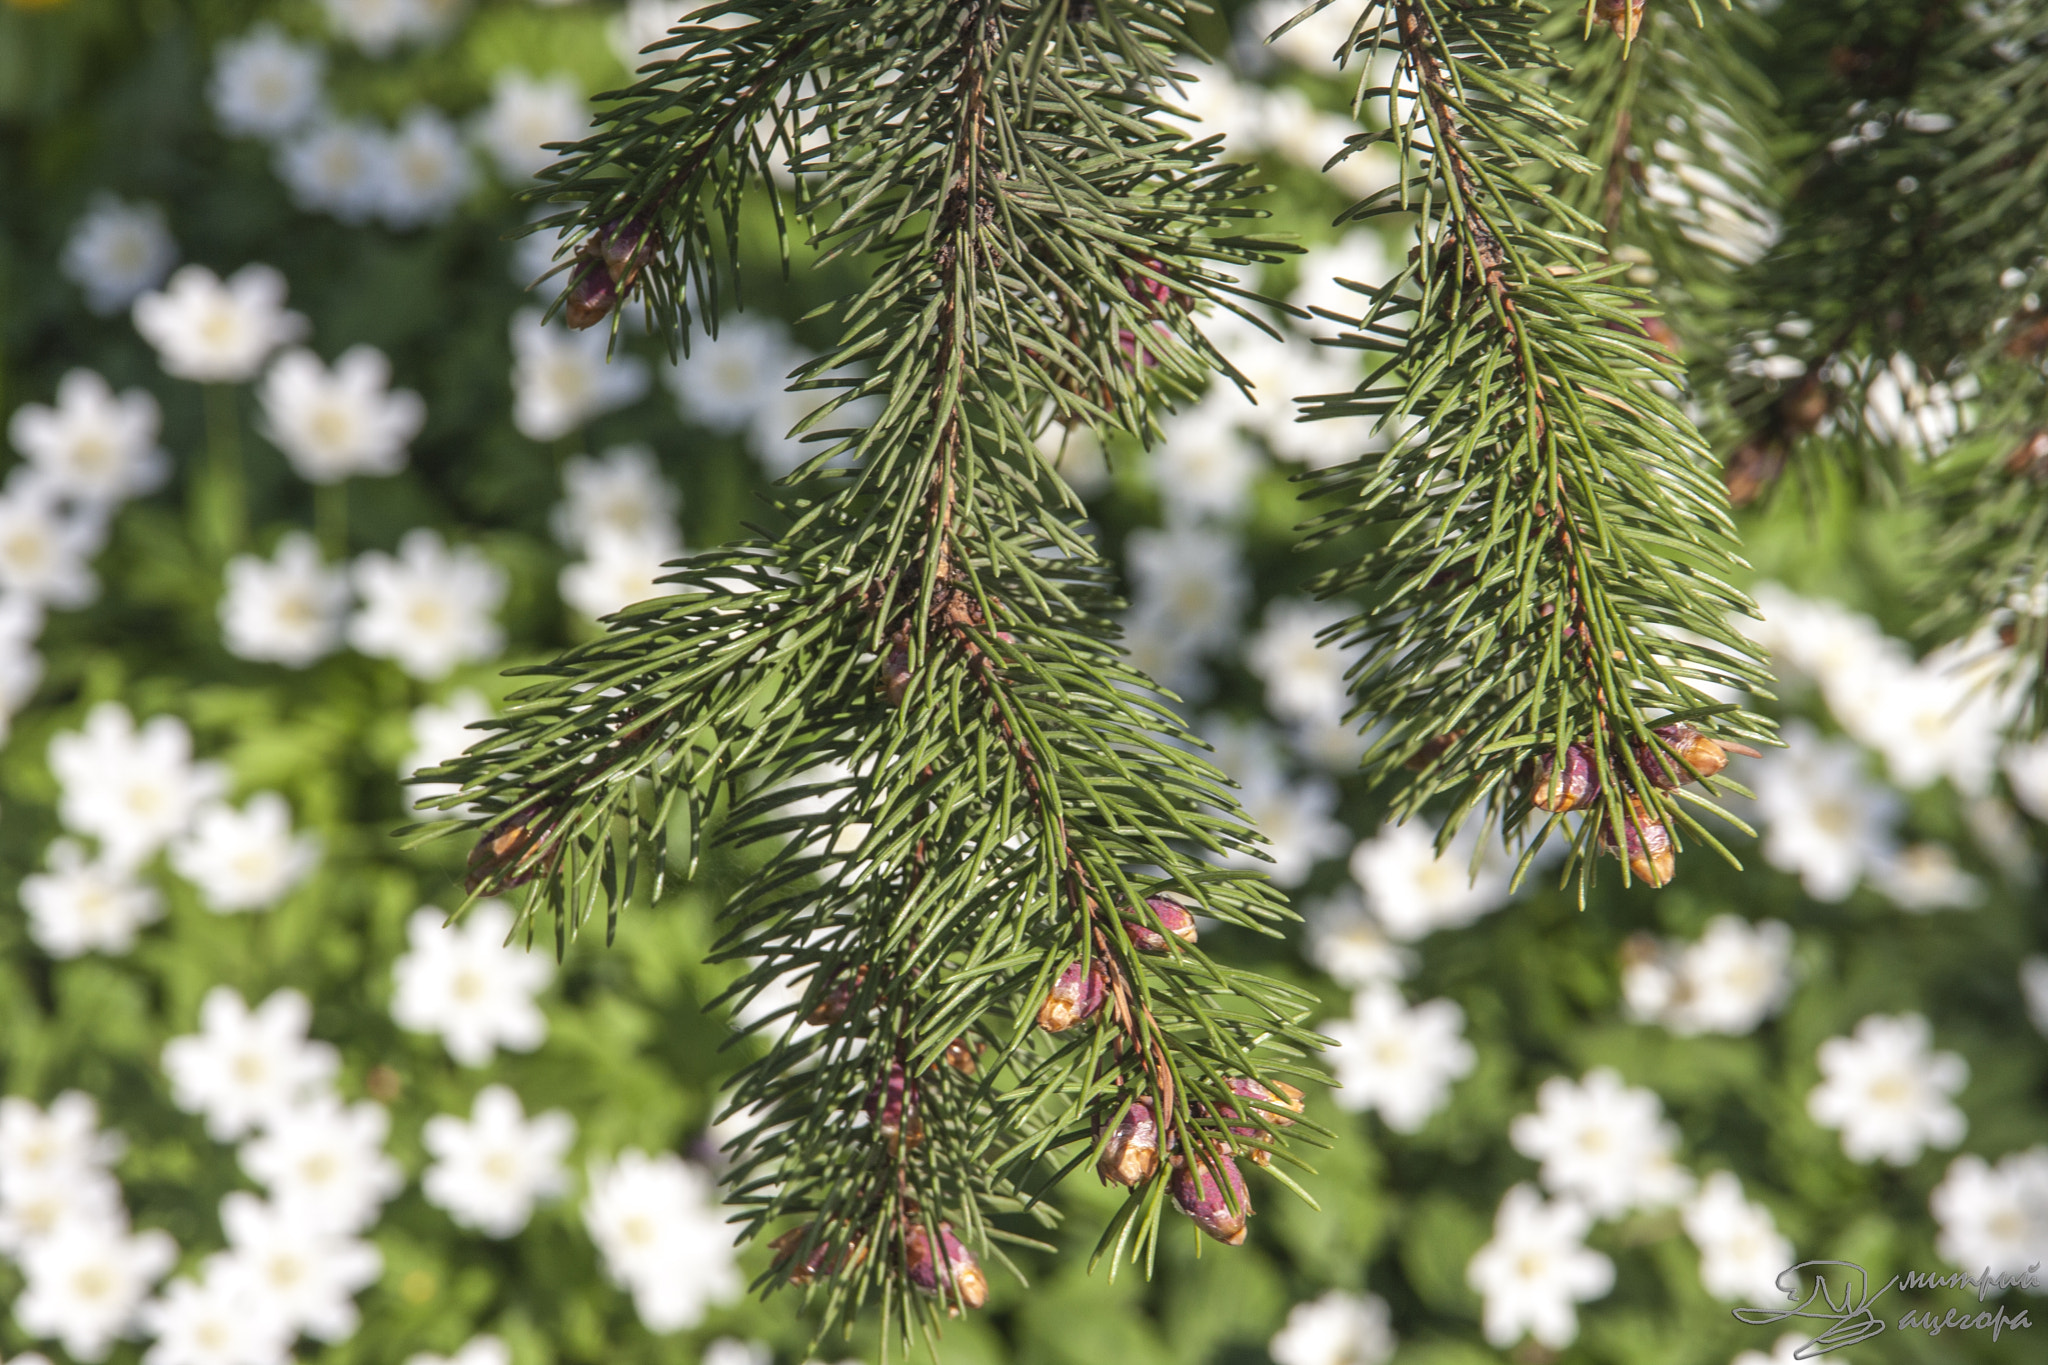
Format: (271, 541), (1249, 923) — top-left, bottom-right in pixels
(903, 1222), (989, 1310)
(1599, 797), (1676, 887)
(805, 965), (868, 1026)
(880, 639), (912, 708)
(1530, 743), (1599, 812)
(1219, 1078), (1305, 1167)
(1036, 959), (1108, 1033)
(564, 263), (619, 330)
(1636, 722), (1757, 788)
(1096, 1100), (1160, 1186)
(1170, 1151), (1251, 1245)
(868, 1062), (924, 1154)
(941, 1037), (979, 1076)
(1120, 895), (1199, 953)
(771, 1225), (848, 1285)
(466, 808), (553, 894)
(600, 215), (658, 292)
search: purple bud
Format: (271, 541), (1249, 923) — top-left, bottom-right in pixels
(1121, 895), (1199, 953)
(1598, 797), (1676, 886)
(1036, 959), (1109, 1033)
(1217, 1078), (1305, 1166)
(465, 808), (553, 894)
(771, 1225), (846, 1284)
(564, 264), (618, 330)
(1170, 1152), (1250, 1245)
(881, 640), (912, 708)
(1096, 1101), (1160, 1186)
(1636, 722), (1740, 788)
(867, 1063), (924, 1153)
(601, 215), (659, 291)
(1531, 743), (1598, 812)
(904, 1221), (988, 1309)
(805, 964), (868, 1026)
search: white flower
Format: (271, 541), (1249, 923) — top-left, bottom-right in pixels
(275, 120), (391, 225)
(1119, 603), (1211, 700)
(132, 264), (307, 385)
(1126, 521), (1248, 652)
(319, 0), (427, 57)
(0, 1167), (126, 1259)
(1930, 1146), (2048, 1278)
(1247, 598), (1359, 727)
(19, 838), (164, 958)
(258, 346), (424, 484)
(1267, 1289), (1396, 1365)
(62, 197), (177, 315)
(1631, 916), (1794, 1038)
(1465, 1184), (1614, 1350)
(561, 528), (681, 620)
(1806, 1013), (1968, 1165)
(1509, 1068), (1693, 1218)
(1682, 1172), (1795, 1307)
(379, 107), (475, 229)
(1152, 399), (1260, 520)
(1288, 230), (1395, 328)
(6, 369), (170, 506)
(209, 1191), (382, 1343)
(1752, 722), (1898, 901)
(474, 71), (586, 182)
(1323, 984), (1474, 1133)
(1349, 820), (1511, 942)
(391, 902), (552, 1065)
(551, 444), (680, 550)
(747, 375), (874, 478)
(666, 313), (804, 432)
(700, 1340), (772, 1365)
(238, 1098), (402, 1235)
(402, 689), (493, 813)
(405, 1336), (510, 1365)
(168, 794), (320, 913)
(1228, 773), (1350, 887)
(14, 1222), (177, 1363)
(2024, 956), (2048, 1039)
(48, 703), (228, 867)
(1853, 652), (2007, 796)
(2004, 732), (2048, 822)
(161, 987), (339, 1141)
(0, 1093), (127, 1254)
(219, 532), (352, 666)
(1302, 888), (1412, 987)
(582, 1149), (740, 1332)
(509, 308), (650, 441)
(0, 475), (106, 608)
(422, 1084), (575, 1237)
(209, 26), (323, 140)
(347, 528), (506, 679)
(1204, 312), (1359, 464)
(139, 1267), (295, 1365)
(1873, 842), (1984, 911)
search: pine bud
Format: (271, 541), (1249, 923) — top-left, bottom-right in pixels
(904, 1222), (989, 1310)
(601, 215), (658, 291)
(771, 1225), (846, 1284)
(880, 639), (912, 708)
(1121, 895), (1198, 952)
(868, 1062), (925, 1154)
(1530, 744), (1599, 812)
(941, 1037), (979, 1076)
(1170, 1152), (1251, 1245)
(1036, 959), (1108, 1033)
(805, 964), (868, 1026)
(1638, 722), (1756, 788)
(1595, 0), (1644, 41)
(1096, 1100), (1160, 1186)
(466, 809), (552, 893)
(564, 263), (619, 330)
(1218, 1078), (1305, 1167)
(1599, 797), (1675, 887)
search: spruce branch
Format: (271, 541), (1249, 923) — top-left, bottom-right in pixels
(418, 1), (1326, 1347)
(1280, 0), (1775, 893)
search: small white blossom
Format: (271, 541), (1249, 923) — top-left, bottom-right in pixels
(1302, 888), (1412, 988)
(1509, 1068), (1693, 1219)
(132, 265), (307, 385)
(1349, 820), (1511, 942)
(582, 1149), (740, 1332)
(1752, 722), (1898, 901)
(0, 475), (106, 609)
(219, 532), (351, 666)
(510, 309), (650, 441)
(1682, 1172), (1795, 1307)
(19, 838), (164, 958)
(169, 794), (320, 913)
(238, 1098), (402, 1235)
(391, 902), (552, 1066)
(1929, 1146), (2048, 1278)
(1247, 598), (1360, 728)
(561, 527), (681, 620)
(258, 346), (425, 484)
(402, 689), (493, 813)
(1267, 1289), (1396, 1365)
(379, 107), (475, 229)
(347, 528), (506, 680)
(666, 313), (804, 432)
(209, 26), (324, 140)
(2004, 732), (2048, 822)
(700, 1341), (772, 1365)
(551, 444), (679, 551)
(1288, 230), (1395, 327)
(1806, 1013), (1968, 1166)
(209, 1191), (382, 1343)
(423, 1084), (575, 1237)
(48, 703), (228, 867)
(6, 369), (169, 507)
(1624, 916), (1795, 1037)
(319, 0), (427, 57)
(1152, 399), (1260, 520)
(1465, 1184), (1614, 1350)
(275, 120), (391, 225)
(404, 1336), (511, 1365)
(1125, 521), (1248, 653)
(0, 1166), (126, 1259)
(0, 1092), (127, 1254)
(161, 987), (339, 1141)
(474, 72), (586, 182)
(1323, 984), (1474, 1133)
(1873, 842), (1984, 911)
(14, 1221), (178, 1363)
(62, 197), (177, 315)
(139, 1267), (295, 1365)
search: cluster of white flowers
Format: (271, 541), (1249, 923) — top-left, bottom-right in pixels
(1267, 1289), (1397, 1365)
(1622, 916), (1795, 1036)
(1246, 598), (1370, 767)
(1681, 1172), (1796, 1307)
(1465, 1184), (1615, 1351)
(1349, 818), (1514, 942)
(391, 901), (553, 1066)
(1195, 717), (1348, 889)
(1805, 1013), (1968, 1166)
(319, 0), (466, 59)
(555, 445), (685, 619)
(1122, 521), (1248, 697)
(664, 312), (861, 478)
(1929, 1145), (2048, 1277)
(1510, 1068), (1693, 1220)
(582, 1149), (741, 1332)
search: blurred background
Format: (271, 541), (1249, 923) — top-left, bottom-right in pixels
(0, 2), (2044, 1365)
